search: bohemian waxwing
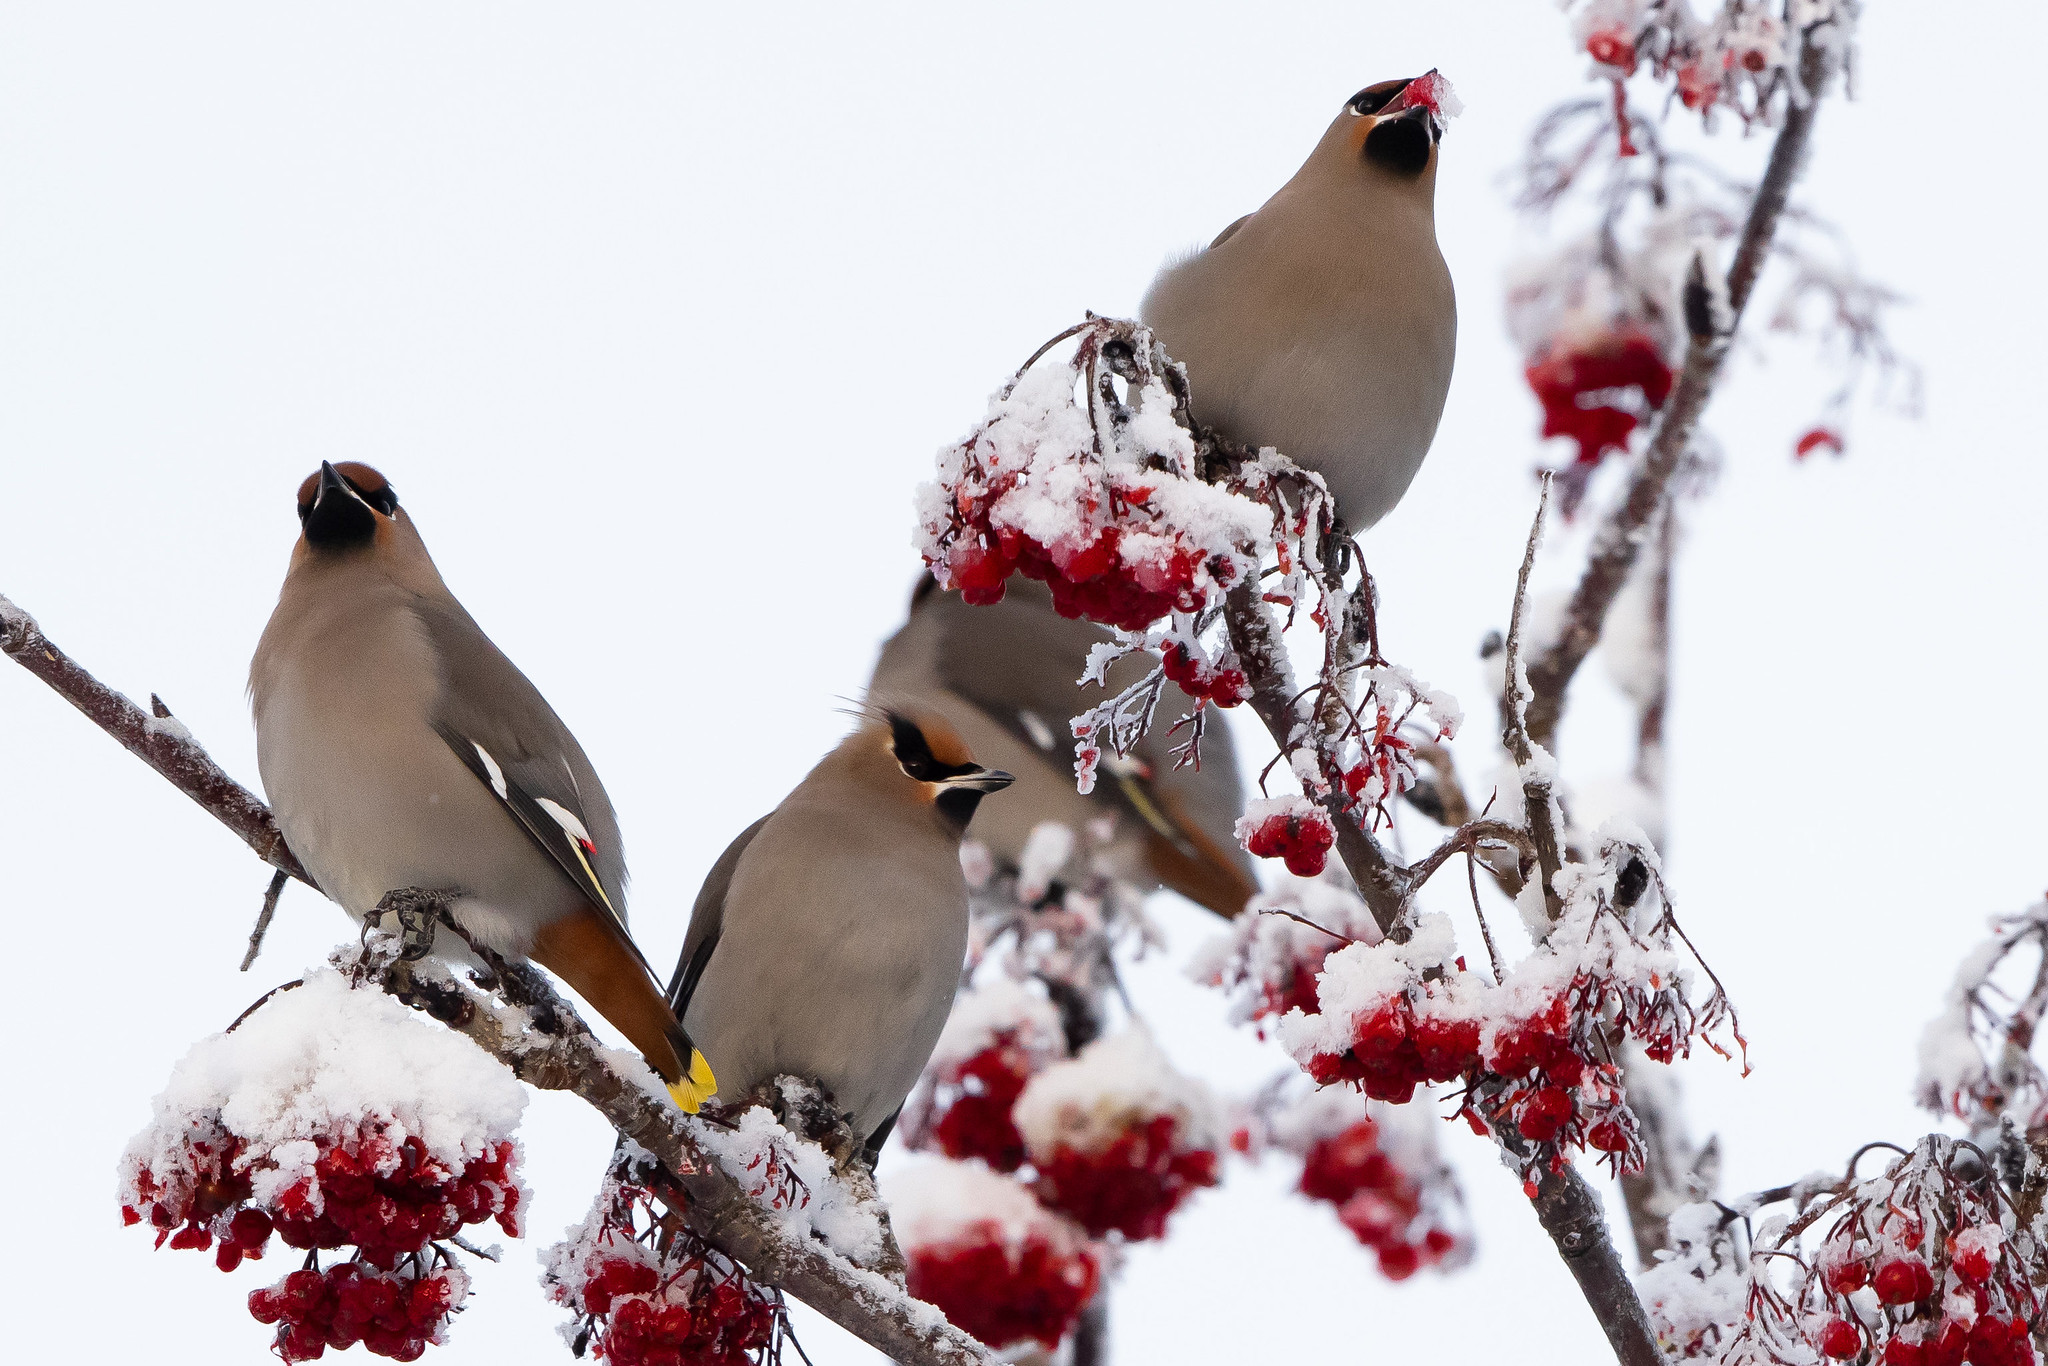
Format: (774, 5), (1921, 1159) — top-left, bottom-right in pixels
(1139, 77), (1457, 534)
(249, 462), (715, 1111)
(869, 575), (1257, 919)
(667, 709), (1012, 1144)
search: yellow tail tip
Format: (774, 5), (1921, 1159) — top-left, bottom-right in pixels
(667, 1051), (717, 1114)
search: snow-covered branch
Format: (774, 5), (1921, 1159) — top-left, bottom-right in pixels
(0, 592), (1001, 1366)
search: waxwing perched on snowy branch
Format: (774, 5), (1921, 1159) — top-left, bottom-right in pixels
(1140, 75), (1458, 534)
(868, 575), (1257, 919)
(249, 462), (715, 1112)
(668, 709), (1012, 1146)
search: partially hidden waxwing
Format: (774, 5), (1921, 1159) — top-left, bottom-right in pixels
(869, 575), (1257, 919)
(250, 462), (715, 1111)
(1140, 77), (1457, 534)
(667, 710), (1012, 1144)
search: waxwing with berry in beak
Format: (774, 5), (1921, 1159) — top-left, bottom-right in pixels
(249, 462), (716, 1112)
(667, 709), (1012, 1150)
(868, 574), (1258, 919)
(1140, 74), (1459, 535)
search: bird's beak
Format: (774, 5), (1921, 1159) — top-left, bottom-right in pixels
(939, 767), (1015, 794)
(302, 460), (379, 548)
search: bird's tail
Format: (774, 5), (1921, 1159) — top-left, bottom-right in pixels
(530, 905), (718, 1113)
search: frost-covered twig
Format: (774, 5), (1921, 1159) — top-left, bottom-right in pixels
(1522, 30), (1833, 751)
(0, 592), (311, 884)
(0, 594), (1000, 1366)
(1502, 478), (1567, 925)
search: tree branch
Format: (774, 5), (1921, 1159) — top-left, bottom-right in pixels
(1521, 37), (1829, 752)
(0, 594), (310, 884)
(0, 592), (997, 1366)
(1221, 580), (1411, 936)
(1502, 479), (1567, 925)
(1531, 1164), (1665, 1366)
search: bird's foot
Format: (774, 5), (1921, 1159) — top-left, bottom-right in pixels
(370, 887), (453, 961)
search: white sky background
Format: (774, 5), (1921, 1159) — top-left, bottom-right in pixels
(1, 2), (2041, 1362)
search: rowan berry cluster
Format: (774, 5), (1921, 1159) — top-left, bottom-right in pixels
(544, 1179), (780, 1366)
(247, 1261), (466, 1363)
(1237, 796), (1337, 879)
(916, 317), (1268, 633)
(1297, 1116), (1465, 1280)
(1711, 1138), (2041, 1366)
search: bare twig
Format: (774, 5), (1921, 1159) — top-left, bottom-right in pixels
(241, 868), (289, 972)
(1521, 35), (1832, 751)
(0, 593), (997, 1366)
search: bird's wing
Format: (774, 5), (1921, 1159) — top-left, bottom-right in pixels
(668, 814), (770, 1016)
(916, 576), (1257, 915)
(413, 596), (636, 947)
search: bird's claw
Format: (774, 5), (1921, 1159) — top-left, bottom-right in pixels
(371, 888), (450, 961)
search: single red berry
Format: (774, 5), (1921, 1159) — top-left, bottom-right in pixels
(1818, 1317), (1862, 1361)
(1883, 1339), (1926, 1366)
(1376, 1243), (1421, 1281)
(1872, 1257), (1935, 1306)
(1823, 1258), (1869, 1295)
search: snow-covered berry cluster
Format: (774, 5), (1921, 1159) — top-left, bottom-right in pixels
(1524, 325), (1675, 475)
(1236, 795), (1337, 879)
(543, 1174), (780, 1366)
(917, 979), (1067, 1173)
(1568, 0), (1855, 127)
(1191, 876), (1385, 1035)
(1279, 833), (1740, 1182)
(247, 1262), (468, 1363)
(118, 969), (527, 1360)
(1258, 1087), (1472, 1282)
(915, 316), (1269, 633)
(891, 1161), (1101, 1354)
(1696, 1138), (2043, 1366)
(1012, 1027), (1222, 1242)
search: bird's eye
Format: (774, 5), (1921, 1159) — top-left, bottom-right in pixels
(1349, 83), (1403, 117)
(364, 484), (399, 516)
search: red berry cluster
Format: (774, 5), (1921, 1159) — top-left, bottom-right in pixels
(1160, 640), (1248, 709)
(1238, 800), (1336, 878)
(124, 1119), (522, 1361)
(948, 530), (1216, 634)
(920, 318), (1264, 634)
(1297, 1118), (1463, 1281)
(247, 1262), (463, 1362)
(1304, 977), (1642, 1178)
(268, 1131), (523, 1270)
(929, 1040), (1038, 1173)
(548, 1183), (779, 1366)
(124, 1128), (254, 1256)
(906, 1220), (1100, 1353)
(1029, 1114), (1219, 1242)
(1525, 326), (1674, 472)
(1725, 1139), (2041, 1366)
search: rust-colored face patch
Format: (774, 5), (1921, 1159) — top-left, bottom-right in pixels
(915, 713), (976, 770)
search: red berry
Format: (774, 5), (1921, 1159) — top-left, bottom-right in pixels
(1585, 28), (1636, 70)
(1823, 1258), (1869, 1295)
(1950, 1235), (1995, 1285)
(1376, 1243), (1421, 1281)
(1884, 1340), (1926, 1366)
(1872, 1257), (1934, 1306)
(1818, 1317), (1862, 1360)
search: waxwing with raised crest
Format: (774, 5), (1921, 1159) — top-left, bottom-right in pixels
(1140, 75), (1458, 534)
(249, 461), (715, 1111)
(667, 709), (1012, 1147)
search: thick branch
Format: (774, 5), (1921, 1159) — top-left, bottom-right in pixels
(0, 593), (996, 1366)
(1521, 41), (1827, 752)
(1531, 1164), (1664, 1366)
(0, 594), (310, 884)
(1221, 581), (1409, 935)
